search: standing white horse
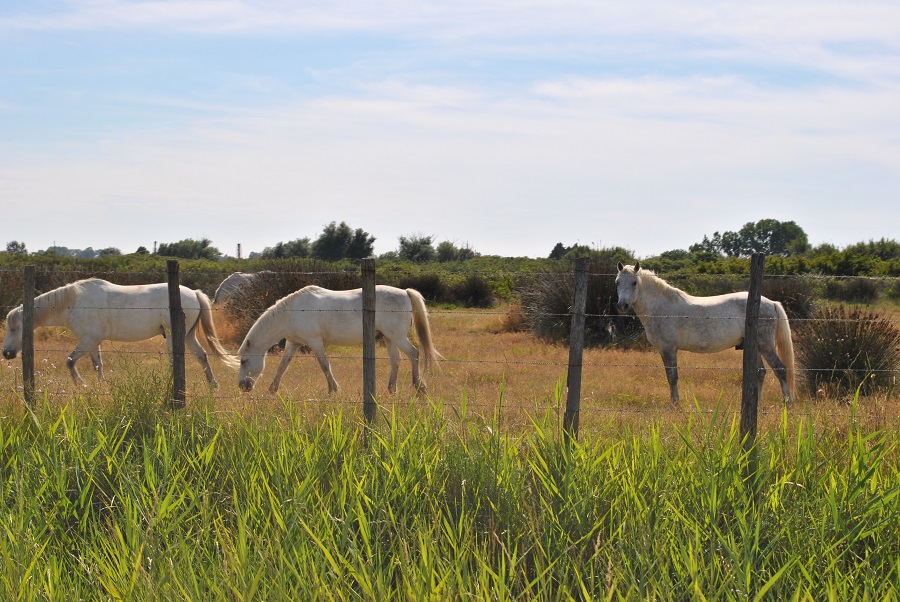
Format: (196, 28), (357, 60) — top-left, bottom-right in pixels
(237, 285), (441, 394)
(2, 278), (238, 386)
(615, 262), (795, 404)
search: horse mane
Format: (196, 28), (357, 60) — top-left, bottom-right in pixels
(637, 268), (689, 302)
(36, 278), (99, 311)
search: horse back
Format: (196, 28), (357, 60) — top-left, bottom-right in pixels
(67, 281), (201, 341)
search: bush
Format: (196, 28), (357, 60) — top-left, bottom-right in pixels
(397, 273), (446, 302)
(449, 275), (494, 308)
(796, 304), (900, 398)
(824, 277), (880, 304)
(518, 257), (641, 348)
(761, 276), (819, 321)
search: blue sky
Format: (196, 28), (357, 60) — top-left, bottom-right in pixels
(2, 1), (899, 258)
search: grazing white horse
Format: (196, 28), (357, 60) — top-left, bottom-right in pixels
(2, 278), (238, 386)
(615, 262), (795, 404)
(237, 285), (441, 394)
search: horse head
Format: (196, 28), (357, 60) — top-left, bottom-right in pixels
(237, 341), (265, 392)
(615, 261), (641, 313)
(1, 307), (23, 360)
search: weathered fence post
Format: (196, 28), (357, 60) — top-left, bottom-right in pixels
(361, 258), (377, 423)
(167, 260), (186, 409)
(564, 257), (589, 444)
(22, 265), (36, 407)
(740, 253), (765, 471)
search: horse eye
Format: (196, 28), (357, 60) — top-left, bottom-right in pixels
(632, 282), (637, 287)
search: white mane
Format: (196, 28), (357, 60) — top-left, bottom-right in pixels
(637, 268), (689, 302)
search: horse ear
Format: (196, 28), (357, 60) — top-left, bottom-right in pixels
(617, 262), (624, 271)
(634, 261), (641, 272)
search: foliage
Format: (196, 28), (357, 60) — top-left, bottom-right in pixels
(824, 277), (881, 304)
(689, 219), (809, 257)
(4, 240), (26, 254)
(398, 234), (436, 263)
(4, 387), (900, 598)
(436, 240), (478, 262)
(519, 251), (643, 347)
(448, 275), (494, 308)
(796, 304), (900, 397)
(156, 238), (221, 261)
(310, 221), (375, 261)
(261, 237), (311, 259)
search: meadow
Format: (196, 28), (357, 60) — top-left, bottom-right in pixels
(2, 305), (900, 599)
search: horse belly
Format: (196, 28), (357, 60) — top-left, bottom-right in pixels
(676, 316), (744, 353)
(104, 307), (171, 341)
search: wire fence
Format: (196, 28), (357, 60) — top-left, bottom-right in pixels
(2, 260), (899, 434)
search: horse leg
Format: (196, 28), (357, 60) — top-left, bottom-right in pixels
(385, 341), (401, 394)
(66, 340), (98, 385)
(660, 348), (679, 404)
(269, 341), (302, 393)
(89, 347), (104, 379)
(396, 336), (423, 393)
(186, 331), (217, 387)
(308, 340), (339, 394)
(761, 347), (793, 403)
(756, 355), (767, 392)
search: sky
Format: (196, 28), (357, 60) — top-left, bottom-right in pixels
(2, 1), (899, 259)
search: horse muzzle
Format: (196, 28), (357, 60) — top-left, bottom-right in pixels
(2, 349), (16, 360)
(616, 302), (630, 313)
(238, 377), (255, 392)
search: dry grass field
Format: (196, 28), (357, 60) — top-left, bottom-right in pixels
(3, 304), (898, 436)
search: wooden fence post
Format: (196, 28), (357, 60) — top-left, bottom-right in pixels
(740, 253), (765, 470)
(167, 260), (186, 409)
(22, 265), (36, 407)
(564, 257), (589, 444)
(362, 258), (377, 423)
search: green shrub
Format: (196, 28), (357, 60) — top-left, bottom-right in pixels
(397, 273), (447, 302)
(824, 277), (880, 304)
(762, 276), (820, 321)
(796, 304), (900, 397)
(449, 275), (494, 308)
(518, 258), (641, 347)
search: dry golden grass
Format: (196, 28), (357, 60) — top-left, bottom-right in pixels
(2, 305), (898, 436)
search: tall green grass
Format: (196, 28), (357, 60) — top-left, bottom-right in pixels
(2, 377), (900, 600)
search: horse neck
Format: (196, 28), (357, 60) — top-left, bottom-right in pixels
(32, 288), (74, 327)
(246, 304), (290, 351)
(634, 274), (686, 317)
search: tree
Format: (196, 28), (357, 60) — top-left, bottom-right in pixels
(437, 241), (478, 262)
(398, 234), (436, 262)
(156, 238), (221, 260)
(689, 220), (809, 257)
(261, 238), (311, 259)
(549, 243), (568, 259)
(347, 228), (376, 259)
(5, 241), (27, 254)
(97, 247), (122, 257)
(135, 246), (150, 255)
(312, 222), (353, 261)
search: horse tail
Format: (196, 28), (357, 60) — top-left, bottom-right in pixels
(406, 288), (443, 373)
(195, 290), (240, 370)
(774, 301), (795, 397)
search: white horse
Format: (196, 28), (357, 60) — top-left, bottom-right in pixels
(237, 285), (441, 394)
(615, 262), (795, 404)
(2, 278), (239, 386)
(213, 271), (268, 304)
